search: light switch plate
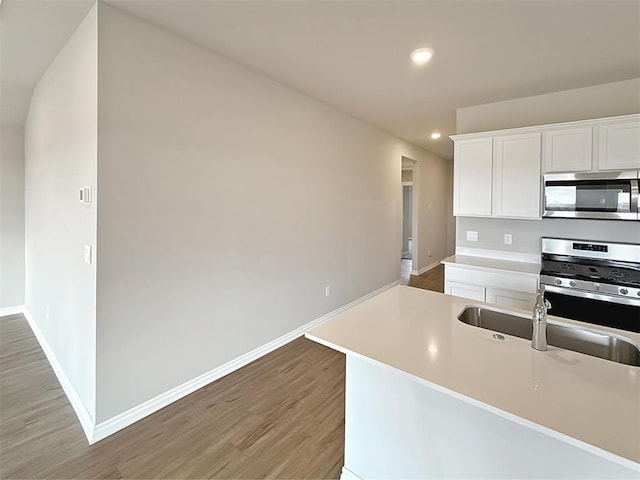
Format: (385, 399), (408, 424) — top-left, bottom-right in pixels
(466, 230), (479, 242)
(84, 244), (92, 265)
(79, 186), (91, 205)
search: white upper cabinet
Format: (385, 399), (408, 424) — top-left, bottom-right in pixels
(451, 114), (639, 220)
(453, 137), (493, 216)
(452, 134), (541, 219)
(543, 126), (593, 172)
(597, 119), (640, 171)
(493, 132), (541, 219)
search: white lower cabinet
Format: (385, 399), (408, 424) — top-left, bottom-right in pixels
(485, 287), (536, 310)
(446, 281), (485, 301)
(444, 264), (537, 310)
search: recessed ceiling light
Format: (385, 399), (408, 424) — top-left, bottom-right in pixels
(411, 48), (434, 65)
(431, 132), (441, 140)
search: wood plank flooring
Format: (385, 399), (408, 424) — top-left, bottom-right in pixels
(408, 264), (445, 293)
(0, 314), (344, 479)
(0, 273), (442, 479)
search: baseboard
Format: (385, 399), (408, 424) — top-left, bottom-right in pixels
(0, 305), (25, 317)
(340, 467), (363, 480)
(92, 279), (400, 444)
(414, 259), (443, 276)
(21, 307), (95, 443)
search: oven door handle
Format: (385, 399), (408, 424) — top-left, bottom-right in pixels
(544, 285), (640, 307)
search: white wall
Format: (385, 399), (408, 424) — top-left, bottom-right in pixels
(0, 125), (25, 308)
(445, 161), (455, 257)
(457, 79), (640, 134)
(402, 186), (412, 255)
(95, 4), (451, 421)
(456, 218), (640, 255)
(455, 80), (640, 253)
(24, 5), (97, 420)
(413, 152), (453, 270)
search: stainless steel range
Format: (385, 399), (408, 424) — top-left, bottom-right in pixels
(540, 238), (640, 333)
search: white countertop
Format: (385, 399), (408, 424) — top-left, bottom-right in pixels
(306, 285), (640, 467)
(442, 254), (540, 277)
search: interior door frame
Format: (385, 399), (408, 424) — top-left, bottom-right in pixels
(401, 156), (419, 274)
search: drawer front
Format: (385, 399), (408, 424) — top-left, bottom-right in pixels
(445, 265), (537, 294)
(486, 288), (536, 311)
(446, 281), (486, 301)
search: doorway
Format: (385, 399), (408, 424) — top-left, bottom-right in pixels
(401, 157), (417, 285)
(402, 184), (413, 260)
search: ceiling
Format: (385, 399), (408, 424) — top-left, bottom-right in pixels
(0, 0), (95, 127)
(2, 0), (639, 160)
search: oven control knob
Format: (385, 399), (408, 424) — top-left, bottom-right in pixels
(619, 288), (629, 295)
(569, 281), (577, 287)
(555, 279), (562, 285)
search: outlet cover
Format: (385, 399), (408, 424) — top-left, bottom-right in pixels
(504, 234), (513, 245)
(84, 244), (93, 264)
(466, 231), (479, 242)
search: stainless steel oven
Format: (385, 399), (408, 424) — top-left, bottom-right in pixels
(540, 238), (640, 333)
(543, 171), (639, 221)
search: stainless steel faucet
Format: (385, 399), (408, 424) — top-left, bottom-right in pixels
(532, 287), (551, 351)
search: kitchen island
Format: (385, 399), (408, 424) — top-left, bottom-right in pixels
(306, 285), (639, 479)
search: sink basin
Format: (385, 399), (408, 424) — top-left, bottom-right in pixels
(458, 306), (640, 367)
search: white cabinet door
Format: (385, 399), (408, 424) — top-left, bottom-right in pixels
(543, 127), (592, 172)
(597, 120), (640, 171)
(486, 288), (536, 311)
(445, 281), (485, 301)
(453, 137), (493, 217)
(493, 132), (542, 219)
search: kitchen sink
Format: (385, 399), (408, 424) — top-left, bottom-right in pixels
(458, 306), (640, 367)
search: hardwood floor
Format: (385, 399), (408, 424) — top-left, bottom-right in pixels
(407, 264), (445, 293)
(1, 266), (443, 479)
(0, 314), (344, 479)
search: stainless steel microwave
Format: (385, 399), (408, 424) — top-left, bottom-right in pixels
(543, 171), (639, 221)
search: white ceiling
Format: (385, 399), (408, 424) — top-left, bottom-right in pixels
(0, 0), (95, 126)
(2, 0), (639, 160)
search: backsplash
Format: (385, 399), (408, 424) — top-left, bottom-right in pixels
(456, 217), (640, 255)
